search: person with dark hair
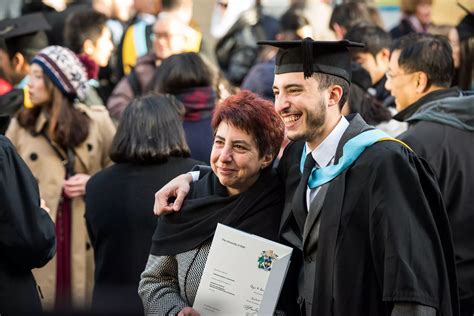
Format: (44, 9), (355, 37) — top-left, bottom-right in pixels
(344, 24), (394, 107)
(155, 38), (459, 316)
(390, 0), (432, 39)
(0, 13), (50, 132)
(342, 63), (407, 136)
(85, 94), (199, 315)
(0, 135), (56, 315)
(139, 90), (285, 315)
(329, 2), (375, 40)
(386, 33), (474, 316)
(6, 45), (116, 311)
(152, 52), (217, 164)
(456, 8), (474, 90)
(64, 9), (114, 106)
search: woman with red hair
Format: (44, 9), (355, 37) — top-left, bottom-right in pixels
(139, 90), (285, 315)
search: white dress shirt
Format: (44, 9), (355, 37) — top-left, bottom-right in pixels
(305, 116), (349, 210)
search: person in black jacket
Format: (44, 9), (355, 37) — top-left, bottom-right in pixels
(387, 33), (474, 316)
(0, 133), (56, 315)
(85, 94), (201, 315)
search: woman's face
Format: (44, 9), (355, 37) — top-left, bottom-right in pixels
(210, 121), (272, 196)
(27, 64), (51, 106)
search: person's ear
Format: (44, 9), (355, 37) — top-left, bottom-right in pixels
(332, 23), (346, 40)
(12, 53), (25, 72)
(83, 39), (95, 56)
(261, 153), (274, 169)
(376, 48), (391, 65)
(328, 85), (343, 107)
(414, 72), (429, 93)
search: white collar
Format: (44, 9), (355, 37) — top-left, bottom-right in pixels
(305, 116), (349, 167)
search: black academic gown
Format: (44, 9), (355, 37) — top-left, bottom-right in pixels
(278, 114), (459, 316)
(0, 135), (56, 315)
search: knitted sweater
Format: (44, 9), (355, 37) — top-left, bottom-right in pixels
(139, 241), (212, 315)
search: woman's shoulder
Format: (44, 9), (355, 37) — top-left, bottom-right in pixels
(77, 103), (110, 119)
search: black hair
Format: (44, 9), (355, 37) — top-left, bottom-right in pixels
(313, 73), (350, 110)
(110, 94), (190, 164)
(347, 84), (391, 125)
(344, 24), (391, 57)
(391, 33), (454, 88)
(162, 0), (186, 10)
(329, 2), (373, 32)
(279, 7), (309, 33)
(153, 52), (214, 94)
(3, 32), (48, 63)
(64, 9), (109, 54)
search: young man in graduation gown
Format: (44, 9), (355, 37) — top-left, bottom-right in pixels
(153, 38), (459, 316)
(386, 33), (474, 316)
(0, 13), (50, 133)
(0, 125), (56, 315)
(263, 38), (458, 316)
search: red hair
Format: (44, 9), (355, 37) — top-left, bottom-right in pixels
(211, 90), (284, 158)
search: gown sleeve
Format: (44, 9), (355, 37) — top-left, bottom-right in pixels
(0, 136), (56, 270)
(368, 143), (457, 314)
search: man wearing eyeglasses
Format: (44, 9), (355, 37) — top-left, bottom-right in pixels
(386, 33), (474, 316)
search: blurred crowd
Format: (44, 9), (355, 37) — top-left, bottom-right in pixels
(0, 0), (473, 315)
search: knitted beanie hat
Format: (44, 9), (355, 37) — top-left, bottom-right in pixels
(31, 46), (88, 101)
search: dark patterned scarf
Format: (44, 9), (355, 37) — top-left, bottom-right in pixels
(174, 86), (216, 122)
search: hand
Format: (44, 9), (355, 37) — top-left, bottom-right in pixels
(177, 307), (200, 316)
(153, 173), (193, 216)
(40, 198), (50, 213)
(63, 173), (91, 198)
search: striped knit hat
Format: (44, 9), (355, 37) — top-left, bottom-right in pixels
(31, 46), (88, 101)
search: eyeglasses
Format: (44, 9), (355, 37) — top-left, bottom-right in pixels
(386, 71), (415, 81)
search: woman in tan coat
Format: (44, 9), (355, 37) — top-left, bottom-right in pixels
(6, 45), (116, 311)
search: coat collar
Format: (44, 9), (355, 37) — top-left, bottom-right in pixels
(393, 88), (461, 122)
(334, 114), (372, 163)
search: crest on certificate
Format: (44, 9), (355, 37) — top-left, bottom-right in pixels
(257, 250), (279, 271)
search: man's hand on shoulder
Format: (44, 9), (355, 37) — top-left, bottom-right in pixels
(153, 173), (193, 216)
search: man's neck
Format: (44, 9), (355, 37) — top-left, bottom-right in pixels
(307, 114), (343, 151)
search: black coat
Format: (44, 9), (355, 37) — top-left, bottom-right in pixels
(84, 157), (200, 315)
(0, 136), (56, 315)
(278, 114), (458, 316)
(397, 88), (474, 312)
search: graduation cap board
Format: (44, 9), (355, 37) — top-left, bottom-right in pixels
(258, 38), (365, 82)
(0, 13), (51, 40)
(456, 2), (474, 42)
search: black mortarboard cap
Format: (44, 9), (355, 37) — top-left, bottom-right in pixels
(456, 3), (474, 42)
(258, 37), (365, 82)
(0, 13), (51, 40)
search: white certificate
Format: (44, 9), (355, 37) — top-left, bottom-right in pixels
(193, 224), (293, 316)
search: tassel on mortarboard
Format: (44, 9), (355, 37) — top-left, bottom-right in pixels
(302, 37), (314, 79)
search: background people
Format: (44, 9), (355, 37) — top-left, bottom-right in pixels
(85, 94), (200, 315)
(6, 45), (115, 310)
(64, 9), (114, 106)
(152, 52), (217, 164)
(387, 33), (474, 316)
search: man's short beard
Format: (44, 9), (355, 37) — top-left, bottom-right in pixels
(287, 98), (326, 143)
